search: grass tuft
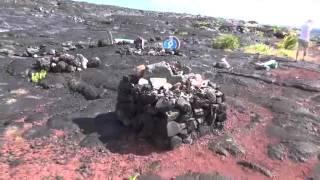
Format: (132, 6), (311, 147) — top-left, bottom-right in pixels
(212, 34), (240, 50)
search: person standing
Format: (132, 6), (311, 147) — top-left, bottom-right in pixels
(296, 20), (314, 61)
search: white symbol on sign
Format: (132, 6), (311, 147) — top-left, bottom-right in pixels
(168, 40), (173, 48)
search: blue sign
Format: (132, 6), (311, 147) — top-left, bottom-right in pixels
(163, 36), (180, 50)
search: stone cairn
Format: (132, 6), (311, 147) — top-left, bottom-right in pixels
(36, 53), (100, 73)
(116, 61), (227, 150)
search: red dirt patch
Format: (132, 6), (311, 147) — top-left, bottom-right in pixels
(0, 99), (317, 179)
(270, 68), (320, 82)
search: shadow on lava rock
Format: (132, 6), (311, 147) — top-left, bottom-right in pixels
(73, 112), (161, 155)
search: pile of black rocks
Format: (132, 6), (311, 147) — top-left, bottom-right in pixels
(36, 53), (100, 72)
(116, 61), (227, 150)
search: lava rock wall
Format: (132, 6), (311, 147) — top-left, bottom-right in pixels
(116, 62), (227, 150)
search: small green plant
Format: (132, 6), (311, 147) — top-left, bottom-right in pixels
(256, 31), (265, 37)
(272, 25), (281, 33)
(31, 70), (47, 83)
(276, 48), (296, 57)
(277, 33), (298, 50)
(243, 43), (296, 59)
(244, 43), (272, 55)
(128, 173), (140, 180)
(212, 34), (240, 50)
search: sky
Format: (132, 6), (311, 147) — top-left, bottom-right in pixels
(74, 0), (320, 27)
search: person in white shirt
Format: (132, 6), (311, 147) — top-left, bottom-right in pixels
(296, 20), (314, 61)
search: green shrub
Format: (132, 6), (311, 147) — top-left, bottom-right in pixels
(277, 34), (298, 50)
(275, 49), (296, 57)
(31, 70), (47, 83)
(128, 174), (139, 180)
(244, 43), (272, 55)
(243, 43), (296, 59)
(256, 31), (265, 37)
(212, 34), (240, 50)
(272, 25), (281, 33)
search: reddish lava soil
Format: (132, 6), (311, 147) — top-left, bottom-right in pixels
(0, 97), (317, 180)
(305, 45), (320, 63)
(271, 68), (320, 82)
(0, 1), (319, 178)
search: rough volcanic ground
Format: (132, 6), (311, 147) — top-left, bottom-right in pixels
(0, 0), (320, 179)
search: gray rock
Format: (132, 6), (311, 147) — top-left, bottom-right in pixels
(87, 57), (101, 68)
(76, 54), (88, 69)
(48, 49), (56, 55)
(145, 61), (173, 78)
(214, 145), (229, 157)
(145, 61), (182, 84)
(138, 78), (149, 86)
(59, 53), (76, 65)
(67, 65), (76, 72)
(288, 141), (320, 162)
(199, 125), (211, 136)
(150, 78), (169, 90)
(182, 135), (193, 144)
(57, 61), (67, 72)
(6, 59), (33, 78)
(237, 160), (273, 178)
(62, 41), (73, 47)
(26, 47), (39, 56)
(176, 172), (231, 180)
(215, 58), (231, 69)
(229, 98), (246, 113)
(0, 48), (14, 56)
(47, 115), (79, 131)
(208, 135), (245, 157)
(167, 121), (186, 137)
(35, 6), (44, 12)
(194, 108), (204, 116)
(182, 65), (192, 74)
(36, 57), (51, 70)
(187, 119), (198, 131)
(267, 144), (286, 160)
(176, 97), (192, 113)
(25, 112), (46, 123)
(79, 133), (105, 149)
(50, 62), (57, 72)
(196, 117), (205, 124)
(139, 175), (162, 180)
(51, 57), (59, 63)
(68, 79), (99, 100)
(155, 97), (175, 112)
(23, 126), (52, 139)
(165, 110), (180, 121)
(170, 135), (182, 149)
(309, 163), (320, 180)
(75, 41), (88, 49)
(38, 73), (66, 89)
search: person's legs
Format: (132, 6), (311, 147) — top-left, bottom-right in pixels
(302, 47), (307, 61)
(296, 49), (300, 61)
(302, 41), (309, 61)
(296, 39), (303, 61)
